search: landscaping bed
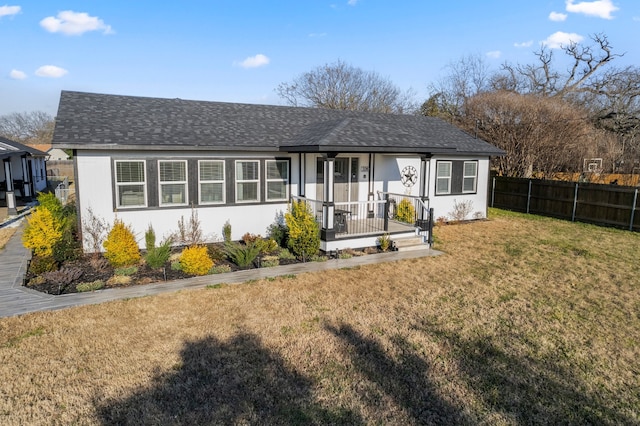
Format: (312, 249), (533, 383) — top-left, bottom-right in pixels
(24, 244), (382, 295)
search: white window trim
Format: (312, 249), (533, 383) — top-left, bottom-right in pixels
(158, 160), (188, 207)
(265, 159), (289, 201)
(115, 159), (147, 208)
(435, 161), (452, 195)
(462, 161), (478, 193)
(198, 159), (225, 205)
(235, 160), (260, 203)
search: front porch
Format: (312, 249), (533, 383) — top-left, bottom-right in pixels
(291, 193), (434, 251)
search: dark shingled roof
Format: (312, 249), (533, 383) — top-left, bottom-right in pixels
(52, 91), (504, 156)
(0, 136), (48, 160)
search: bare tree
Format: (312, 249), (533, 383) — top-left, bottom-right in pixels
(463, 92), (595, 178)
(423, 54), (491, 120)
(0, 111), (54, 146)
(276, 60), (416, 114)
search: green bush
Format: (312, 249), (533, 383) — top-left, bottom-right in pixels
(225, 242), (260, 268)
(222, 220), (232, 243)
(114, 266), (138, 276)
(285, 200), (320, 261)
(266, 212), (289, 248)
(180, 246), (214, 276)
(261, 255), (280, 267)
(144, 225), (172, 269)
(103, 219), (140, 267)
(277, 248), (296, 260)
(376, 233), (391, 251)
(29, 255), (59, 275)
(36, 192), (64, 220)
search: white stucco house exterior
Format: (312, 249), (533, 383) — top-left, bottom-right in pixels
(52, 91), (504, 252)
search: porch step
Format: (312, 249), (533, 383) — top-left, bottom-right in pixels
(393, 236), (429, 252)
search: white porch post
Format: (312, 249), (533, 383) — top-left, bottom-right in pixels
(21, 155), (31, 197)
(3, 159), (17, 215)
(321, 155), (336, 240)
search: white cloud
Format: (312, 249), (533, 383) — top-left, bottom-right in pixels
(347, 0), (358, 5)
(309, 32), (327, 38)
(565, 0), (619, 19)
(486, 50), (502, 59)
(35, 65), (68, 78)
(40, 10), (113, 35)
(633, 16), (640, 21)
(514, 40), (534, 48)
(542, 31), (584, 48)
(549, 11), (568, 21)
(9, 69), (26, 80)
(0, 5), (20, 18)
(235, 54), (270, 69)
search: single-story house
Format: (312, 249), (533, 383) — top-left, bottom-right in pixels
(0, 136), (48, 215)
(52, 91), (504, 252)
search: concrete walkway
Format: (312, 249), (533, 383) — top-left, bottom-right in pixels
(0, 221), (441, 319)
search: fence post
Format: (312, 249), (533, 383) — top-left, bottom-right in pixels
(491, 177), (496, 207)
(428, 207), (434, 246)
(630, 188), (638, 231)
(526, 179), (532, 214)
(571, 182), (579, 222)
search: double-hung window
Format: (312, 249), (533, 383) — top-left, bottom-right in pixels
(115, 160), (146, 208)
(199, 160), (225, 204)
(236, 160), (259, 202)
(159, 160), (188, 206)
(463, 161), (478, 193)
(266, 160), (289, 201)
(436, 161), (452, 195)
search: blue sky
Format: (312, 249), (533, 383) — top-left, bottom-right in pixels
(1, 0), (639, 116)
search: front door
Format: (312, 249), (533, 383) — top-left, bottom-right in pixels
(316, 157), (359, 204)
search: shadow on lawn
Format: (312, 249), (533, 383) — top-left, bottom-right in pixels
(95, 332), (361, 425)
(424, 323), (636, 425)
(326, 323), (471, 425)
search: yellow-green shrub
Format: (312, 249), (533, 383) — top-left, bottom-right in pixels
(285, 200), (320, 261)
(396, 198), (416, 224)
(103, 219), (140, 267)
(22, 207), (64, 257)
(179, 246), (213, 276)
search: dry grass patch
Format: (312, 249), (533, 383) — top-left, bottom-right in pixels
(1, 209), (639, 424)
(0, 226), (17, 251)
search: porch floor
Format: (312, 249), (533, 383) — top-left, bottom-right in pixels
(335, 217), (416, 238)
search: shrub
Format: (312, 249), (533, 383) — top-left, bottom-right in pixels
(107, 275), (132, 287)
(261, 255), (280, 267)
(207, 244), (227, 262)
(52, 226), (81, 263)
(175, 209), (204, 247)
(222, 220), (232, 243)
(266, 211), (288, 248)
(82, 207), (108, 255)
(29, 255), (59, 275)
(396, 198), (416, 224)
(103, 219), (140, 267)
(76, 280), (105, 292)
(209, 264), (232, 274)
(180, 246), (213, 276)
(377, 233), (391, 251)
(449, 199), (474, 222)
(36, 192), (64, 220)
(23, 207), (64, 257)
(171, 261), (182, 271)
(277, 248), (296, 260)
(144, 225), (172, 269)
(224, 242), (260, 268)
(114, 266), (138, 276)
(42, 267), (83, 294)
(285, 200), (320, 261)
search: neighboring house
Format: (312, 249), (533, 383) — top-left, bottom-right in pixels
(52, 91), (504, 252)
(26, 144), (69, 161)
(0, 136), (48, 214)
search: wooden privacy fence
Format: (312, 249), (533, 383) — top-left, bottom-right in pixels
(491, 176), (640, 232)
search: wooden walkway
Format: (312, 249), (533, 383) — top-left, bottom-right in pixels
(0, 221), (442, 319)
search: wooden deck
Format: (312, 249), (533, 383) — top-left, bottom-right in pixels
(335, 217), (415, 238)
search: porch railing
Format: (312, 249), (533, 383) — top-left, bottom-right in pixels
(377, 191), (430, 230)
(290, 195), (415, 238)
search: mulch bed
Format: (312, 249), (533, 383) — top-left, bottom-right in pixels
(24, 244), (381, 295)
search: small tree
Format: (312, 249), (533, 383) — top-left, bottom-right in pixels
(103, 219), (140, 267)
(285, 201), (320, 261)
(82, 207), (108, 256)
(175, 208), (203, 247)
